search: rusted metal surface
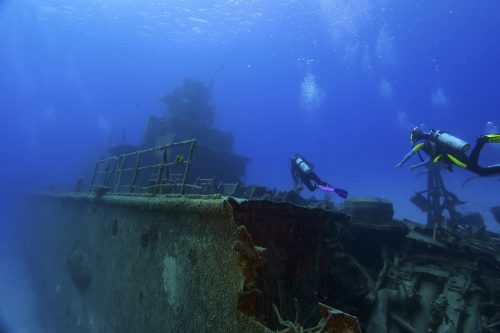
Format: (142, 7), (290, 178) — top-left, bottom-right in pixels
(233, 225), (266, 321)
(316, 303), (362, 333)
(25, 190), (500, 333)
(270, 301), (362, 333)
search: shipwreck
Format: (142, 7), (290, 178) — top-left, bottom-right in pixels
(24, 79), (500, 333)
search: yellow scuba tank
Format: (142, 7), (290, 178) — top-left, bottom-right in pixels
(434, 130), (471, 153)
(295, 157), (311, 173)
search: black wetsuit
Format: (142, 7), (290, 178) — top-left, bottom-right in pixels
(291, 155), (329, 191)
(414, 131), (500, 176)
(466, 139), (500, 176)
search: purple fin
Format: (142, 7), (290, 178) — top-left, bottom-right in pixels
(334, 188), (348, 199)
(316, 184), (348, 199)
(316, 184), (335, 192)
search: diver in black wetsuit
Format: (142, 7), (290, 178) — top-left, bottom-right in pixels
(395, 127), (500, 176)
(291, 154), (327, 191)
(290, 154), (348, 198)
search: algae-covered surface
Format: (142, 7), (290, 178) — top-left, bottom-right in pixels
(25, 192), (275, 333)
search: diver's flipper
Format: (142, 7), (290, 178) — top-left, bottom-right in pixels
(316, 184), (333, 192)
(333, 188), (349, 199)
(486, 134), (500, 143)
(316, 184), (348, 199)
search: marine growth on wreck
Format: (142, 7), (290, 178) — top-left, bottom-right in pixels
(19, 79), (500, 333)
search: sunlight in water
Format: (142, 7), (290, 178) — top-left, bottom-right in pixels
(486, 121), (498, 134)
(430, 86), (450, 109)
(298, 58), (325, 139)
(299, 72), (325, 143)
(300, 73), (324, 114)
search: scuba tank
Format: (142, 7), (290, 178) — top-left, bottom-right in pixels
(295, 157), (312, 173)
(433, 130), (471, 153)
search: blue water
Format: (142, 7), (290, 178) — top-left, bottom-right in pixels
(1, 1), (500, 331)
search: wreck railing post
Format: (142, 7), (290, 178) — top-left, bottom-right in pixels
(115, 155), (126, 193)
(104, 158), (118, 187)
(164, 148), (171, 188)
(181, 140), (197, 195)
(130, 152), (142, 193)
(89, 160), (100, 191)
(103, 159), (111, 187)
(156, 147), (169, 192)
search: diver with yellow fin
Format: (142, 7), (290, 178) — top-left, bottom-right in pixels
(291, 154), (348, 199)
(395, 127), (500, 176)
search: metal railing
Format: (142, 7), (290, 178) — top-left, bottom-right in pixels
(90, 139), (197, 195)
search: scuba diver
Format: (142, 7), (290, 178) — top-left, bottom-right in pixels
(395, 127), (500, 176)
(291, 154), (348, 199)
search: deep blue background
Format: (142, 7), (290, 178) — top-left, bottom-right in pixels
(1, 0), (499, 220)
(1, 1), (500, 331)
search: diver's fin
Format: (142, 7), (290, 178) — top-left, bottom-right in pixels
(486, 134), (500, 143)
(316, 184), (333, 192)
(316, 184), (348, 199)
(333, 188), (349, 199)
